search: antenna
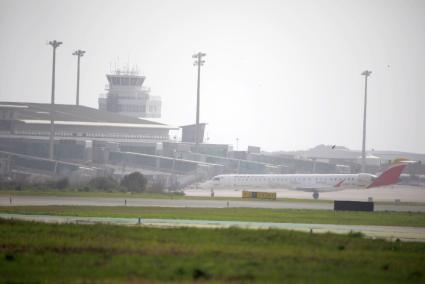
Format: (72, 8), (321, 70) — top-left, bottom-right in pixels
(127, 52), (130, 74)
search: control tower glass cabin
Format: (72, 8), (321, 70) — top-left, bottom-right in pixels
(99, 70), (161, 118)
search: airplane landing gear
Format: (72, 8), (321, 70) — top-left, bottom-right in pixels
(313, 192), (319, 200)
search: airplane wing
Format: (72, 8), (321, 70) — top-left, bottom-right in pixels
(295, 180), (345, 192)
(295, 187), (319, 193)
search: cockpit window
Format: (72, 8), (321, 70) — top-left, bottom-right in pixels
(213, 177), (220, 181)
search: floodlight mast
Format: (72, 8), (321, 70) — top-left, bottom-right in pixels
(72, 50), (86, 106)
(192, 52), (206, 153)
(361, 70), (372, 172)
(48, 40), (62, 160)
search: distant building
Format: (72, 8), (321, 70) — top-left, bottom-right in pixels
(99, 69), (161, 118)
(181, 123), (206, 144)
(248, 146), (261, 154)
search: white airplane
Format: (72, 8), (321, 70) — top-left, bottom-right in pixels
(198, 163), (406, 199)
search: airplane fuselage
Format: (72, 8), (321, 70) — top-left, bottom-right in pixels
(200, 173), (376, 193)
(198, 163), (406, 199)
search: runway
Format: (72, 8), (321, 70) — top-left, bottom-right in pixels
(1, 195), (425, 212)
(1, 213), (424, 242)
(185, 185), (425, 202)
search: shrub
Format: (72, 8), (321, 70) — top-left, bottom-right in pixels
(44, 177), (69, 190)
(147, 180), (165, 193)
(168, 181), (181, 191)
(55, 177), (69, 189)
(120, 172), (147, 192)
(88, 176), (118, 191)
(78, 186), (90, 192)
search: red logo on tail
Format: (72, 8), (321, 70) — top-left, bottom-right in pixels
(367, 164), (406, 189)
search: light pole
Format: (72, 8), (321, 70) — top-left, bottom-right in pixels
(192, 52), (206, 153)
(48, 40), (62, 160)
(361, 70), (372, 172)
(72, 49), (85, 106)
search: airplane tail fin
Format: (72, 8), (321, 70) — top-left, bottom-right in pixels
(367, 163), (406, 189)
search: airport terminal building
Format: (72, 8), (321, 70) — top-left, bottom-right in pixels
(1, 102), (424, 187)
(0, 101), (178, 165)
(0, 102), (173, 142)
(0, 101), (224, 185)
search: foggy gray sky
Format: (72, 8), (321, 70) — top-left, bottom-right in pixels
(1, 0), (424, 153)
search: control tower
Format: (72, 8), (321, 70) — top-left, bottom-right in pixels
(98, 69), (161, 118)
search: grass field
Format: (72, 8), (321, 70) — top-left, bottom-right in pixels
(2, 205), (425, 227)
(1, 219), (425, 283)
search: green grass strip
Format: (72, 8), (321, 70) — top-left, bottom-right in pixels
(1, 219), (425, 283)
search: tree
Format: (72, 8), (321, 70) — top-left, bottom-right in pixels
(120, 172), (147, 192)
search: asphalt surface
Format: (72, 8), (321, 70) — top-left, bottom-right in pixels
(1, 213), (424, 242)
(185, 185), (425, 202)
(1, 195), (425, 212)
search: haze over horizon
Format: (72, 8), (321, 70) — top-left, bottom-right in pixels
(1, 0), (424, 154)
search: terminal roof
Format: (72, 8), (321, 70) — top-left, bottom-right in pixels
(0, 102), (176, 129)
